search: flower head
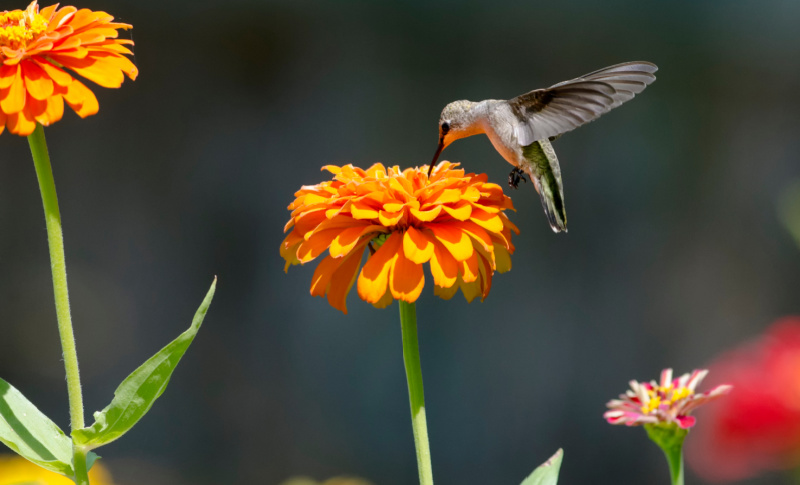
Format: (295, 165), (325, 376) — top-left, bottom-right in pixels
(0, 454), (113, 484)
(281, 162), (518, 313)
(0, 1), (137, 135)
(687, 318), (800, 482)
(604, 368), (732, 429)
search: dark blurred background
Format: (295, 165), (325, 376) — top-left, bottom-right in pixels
(2, 0), (800, 484)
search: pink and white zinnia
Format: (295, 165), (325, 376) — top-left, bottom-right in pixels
(605, 368), (732, 429)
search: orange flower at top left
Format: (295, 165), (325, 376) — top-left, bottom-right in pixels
(0, 0), (137, 136)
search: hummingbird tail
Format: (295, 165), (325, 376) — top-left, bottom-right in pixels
(533, 175), (568, 233)
(522, 140), (567, 233)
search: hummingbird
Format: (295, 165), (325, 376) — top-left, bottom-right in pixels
(428, 61), (657, 233)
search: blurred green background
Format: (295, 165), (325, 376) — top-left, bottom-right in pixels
(2, 0), (800, 483)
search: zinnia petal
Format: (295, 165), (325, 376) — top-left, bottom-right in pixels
(402, 226), (434, 264)
(429, 238), (459, 288)
(357, 232), (401, 304)
(389, 245), (425, 302)
(326, 243), (366, 314)
(427, 223), (474, 262)
(0, 64), (25, 113)
(330, 225), (386, 258)
(62, 77), (98, 117)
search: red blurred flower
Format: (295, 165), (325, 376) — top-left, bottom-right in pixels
(687, 317), (800, 482)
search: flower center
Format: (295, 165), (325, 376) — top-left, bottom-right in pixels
(641, 383), (694, 414)
(0, 2), (48, 50)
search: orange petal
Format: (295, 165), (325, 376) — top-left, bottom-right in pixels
(21, 62), (54, 101)
(40, 4), (58, 19)
(378, 210), (403, 226)
(426, 188), (462, 206)
(66, 8), (110, 32)
(51, 53), (126, 88)
(427, 223), (473, 261)
(85, 49), (137, 80)
(63, 78), (98, 117)
(357, 232), (401, 304)
(434, 279), (460, 300)
(296, 228), (340, 263)
(326, 242), (368, 314)
(459, 252), (479, 283)
(409, 205), (442, 222)
(330, 225), (386, 258)
(460, 279), (482, 303)
(26, 94), (48, 120)
(389, 245), (425, 303)
(442, 201), (472, 220)
(289, 208), (327, 235)
(450, 220), (493, 252)
(6, 109), (36, 136)
(309, 255), (341, 297)
(503, 214), (521, 235)
(470, 207), (504, 233)
(0, 64), (19, 89)
(477, 252), (493, 299)
(350, 201), (379, 220)
(34, 59), (74, 87)
(0, 65), (26, 114)
(0, 110), (6, 134)
(373, 287), (394, 309)
(494, 244), (511, 273)
(402, 226), (434, 264)
(37, 93), (65, 126)
(428, 237), (458, 288)
(50, 6), (77, 29)
(280, 231), (304, 260)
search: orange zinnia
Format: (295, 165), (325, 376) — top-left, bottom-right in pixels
(0, 0), (137, 136)
(281, 161), (519, 313)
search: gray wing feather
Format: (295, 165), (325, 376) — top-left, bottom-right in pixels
(511, 61), (657, 146)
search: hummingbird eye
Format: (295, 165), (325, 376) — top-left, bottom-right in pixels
(441, 121), (450, 134)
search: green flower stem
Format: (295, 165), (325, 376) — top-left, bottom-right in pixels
(399, 301), (434, 485)
(645, 423), (687, 485)
(28, 123), (89, 485)
(72, 445), (89, 485)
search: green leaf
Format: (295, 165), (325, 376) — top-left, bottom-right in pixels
(86, 451), (99, 471)
(520, 449), (563, 485)
(0, 377), (74, 477)
(72, 279), (216, 449)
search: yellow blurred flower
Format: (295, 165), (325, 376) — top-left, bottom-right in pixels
(280, 477), (374, 485)
(0, 454), (113, 484)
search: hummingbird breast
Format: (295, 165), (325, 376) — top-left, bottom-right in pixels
(481, 101), (527, 170)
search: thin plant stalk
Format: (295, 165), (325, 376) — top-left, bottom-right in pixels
(645, 423), (686, 485)
(28, 123), (90, 485)
(399, 301), (433, 485)
(661, 446), (684, 485)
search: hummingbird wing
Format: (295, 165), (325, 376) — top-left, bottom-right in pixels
(509, 61), (658, 146)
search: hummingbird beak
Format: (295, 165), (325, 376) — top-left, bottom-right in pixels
(427, 137), (445, 178)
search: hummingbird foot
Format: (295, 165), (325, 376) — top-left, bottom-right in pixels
(508, 167), (527, 189)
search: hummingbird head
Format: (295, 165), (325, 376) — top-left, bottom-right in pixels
(428, 100), (479, 177)
(438, 100), (479, 148)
